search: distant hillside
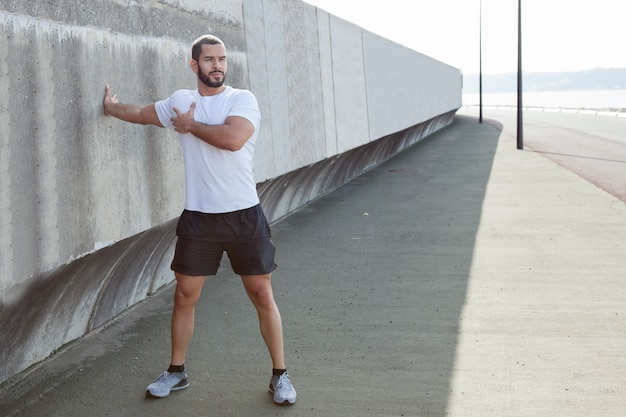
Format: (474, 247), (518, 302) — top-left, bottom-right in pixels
(463, 68), (626, 94)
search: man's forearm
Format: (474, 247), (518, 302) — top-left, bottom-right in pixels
(186, 122), (245, 151)
(104, 102), (142, 123)
(103, 85), (163, 127)
(171, 111), (254, 151)
(105, 102), (162, 126)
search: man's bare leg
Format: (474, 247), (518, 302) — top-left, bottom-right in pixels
(240, 273), (285, 369)
(241, 273), (297, 404)
(171, 272), (207, 366)
(145, 273), (206, 397)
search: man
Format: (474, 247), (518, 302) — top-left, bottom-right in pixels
(102, 34), (296, 405)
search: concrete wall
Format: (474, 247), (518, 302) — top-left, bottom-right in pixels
(0, 0), (461, 384)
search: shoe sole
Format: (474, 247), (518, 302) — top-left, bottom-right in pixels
(268, 386), (296, 405)
(273, 398), (296, 405)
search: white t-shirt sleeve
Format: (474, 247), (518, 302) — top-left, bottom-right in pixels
(228, 90), (261, 132)
(154, 89), (196, 128)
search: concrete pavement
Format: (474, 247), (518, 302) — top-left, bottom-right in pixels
(1, 111), (625, 417)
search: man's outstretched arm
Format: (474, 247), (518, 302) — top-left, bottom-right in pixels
(103, 84), (163, 127)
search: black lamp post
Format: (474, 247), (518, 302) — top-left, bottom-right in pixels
(517, 0), (523, 149)
(479, 0), (483, 123)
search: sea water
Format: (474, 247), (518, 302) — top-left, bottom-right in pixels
(462, 89), (626, 110)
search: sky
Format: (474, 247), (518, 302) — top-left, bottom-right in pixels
(302, 0), (626, 75)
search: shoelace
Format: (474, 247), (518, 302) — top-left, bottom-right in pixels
(154, 372), (171, 383)
(276, 374), (292, 390)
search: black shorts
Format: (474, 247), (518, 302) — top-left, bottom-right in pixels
(171, 205), (277, 276)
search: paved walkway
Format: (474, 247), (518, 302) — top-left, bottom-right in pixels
(1, 110), (625, 417)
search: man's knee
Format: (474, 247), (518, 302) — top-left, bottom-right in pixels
(242, 275), (276, 309)
(174, 274), (205, 307)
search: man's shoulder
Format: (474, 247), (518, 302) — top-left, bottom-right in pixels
(170, 88), (197, 100)
(224, 86), (255, 98)
(165, 89), (197, 109)
(222, 87), (258, 110)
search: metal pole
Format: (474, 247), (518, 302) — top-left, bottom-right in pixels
(479, 0), (483, 123)
(516, 0), (523, 149)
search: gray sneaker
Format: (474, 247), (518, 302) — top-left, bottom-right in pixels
(269, 372), (297, 404)
(146, 371), (189, 398)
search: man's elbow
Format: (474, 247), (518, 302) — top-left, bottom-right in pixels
(140, 119), (163, 127)
(224, 135), (250, 152)
(226, 142), (245, 152)
(139, 105), (163, 127)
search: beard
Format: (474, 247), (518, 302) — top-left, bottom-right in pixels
(198, 69), (226, 88)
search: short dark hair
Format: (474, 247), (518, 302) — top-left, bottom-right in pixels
(191, 35), (225, 62)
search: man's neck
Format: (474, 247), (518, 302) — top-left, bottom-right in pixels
(198, 85), (227, 97)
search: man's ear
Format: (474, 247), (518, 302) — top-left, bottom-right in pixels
(189, 59), (199, 74)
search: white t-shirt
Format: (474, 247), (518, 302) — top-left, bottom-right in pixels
(155, 87), (261, 214)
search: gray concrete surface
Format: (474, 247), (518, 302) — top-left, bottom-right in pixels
(1, 111), (624, 416)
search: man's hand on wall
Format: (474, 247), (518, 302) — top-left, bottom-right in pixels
(103, 85), (118, 116)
